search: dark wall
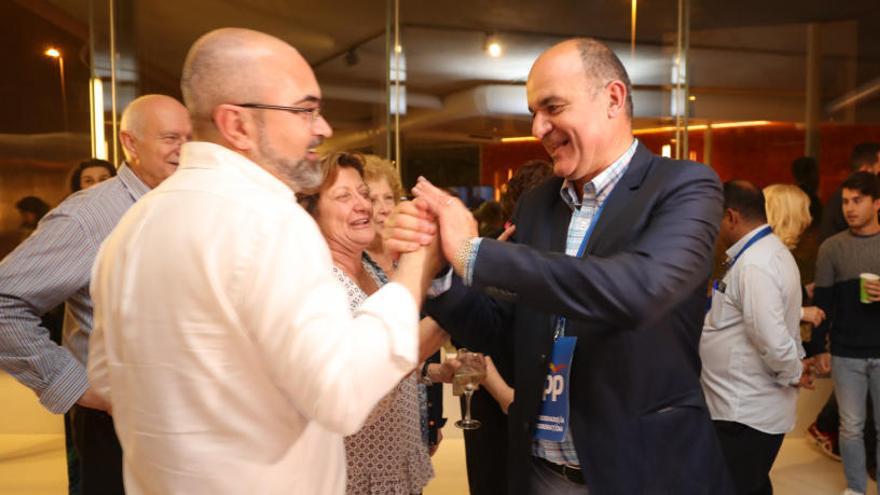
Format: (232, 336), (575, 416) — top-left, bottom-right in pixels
(0, 2), (91, 134)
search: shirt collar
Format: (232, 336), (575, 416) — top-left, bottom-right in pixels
(560, 138), (639, 210)
(725, 223), (771, 260)
(178, 141), (295, 200)
(116, 162), (151, 200)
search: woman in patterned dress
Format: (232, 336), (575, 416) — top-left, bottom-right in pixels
(298, 152), (450, 495)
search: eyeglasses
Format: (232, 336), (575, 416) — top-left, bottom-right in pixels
(234, 103), (322, 125)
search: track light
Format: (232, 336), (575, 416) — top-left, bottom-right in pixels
(484, 33), (503, 58)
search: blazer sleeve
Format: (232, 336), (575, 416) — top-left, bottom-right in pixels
(470, 163), (722, 331)
(422, 197), (532, 355)
(423, 274), (514, 357)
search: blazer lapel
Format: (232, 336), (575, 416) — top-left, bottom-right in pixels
(548, 193), (570, 253)
(584, 142), (654, 254)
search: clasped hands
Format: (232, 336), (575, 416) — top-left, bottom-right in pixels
(383, 177), (479, 276)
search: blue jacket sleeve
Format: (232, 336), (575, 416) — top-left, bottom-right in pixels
(470, 164), (721, 331)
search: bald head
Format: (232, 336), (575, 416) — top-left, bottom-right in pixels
(177, 28), (332, 192)
(120, 94), (186, 142)
(181, 28), (314, 137)
(118, 94), (191, 188)
(533, 38), (633, 119)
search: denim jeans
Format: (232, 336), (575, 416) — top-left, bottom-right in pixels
(832, 356), (880, 493)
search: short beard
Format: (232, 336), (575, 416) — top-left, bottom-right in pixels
(255, 116), (323, 193)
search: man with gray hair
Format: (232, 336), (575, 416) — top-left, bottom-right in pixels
(88, 28), (438, 495)
(0, 94), (191, 494)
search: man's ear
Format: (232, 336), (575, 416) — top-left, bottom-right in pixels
(119, 131), (138, 163)
(213, 104), (255, 151)
(605, 80), (627, 119)
(723, 208), (737, 225)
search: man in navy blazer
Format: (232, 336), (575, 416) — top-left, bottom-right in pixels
(387, 38), (732, 494)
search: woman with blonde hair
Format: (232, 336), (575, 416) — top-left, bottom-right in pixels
(764, 183), (813, 250)
(763, 183), (825, 327)
(362, 155), (404, 275)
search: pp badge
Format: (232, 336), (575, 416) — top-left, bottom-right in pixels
(535, 336), (577, 442)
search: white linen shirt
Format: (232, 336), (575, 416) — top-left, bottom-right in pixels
(700, 224), (804, 434)
(88, 142), (420, 495)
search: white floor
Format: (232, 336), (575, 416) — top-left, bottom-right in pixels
(425, 377), (873, 494)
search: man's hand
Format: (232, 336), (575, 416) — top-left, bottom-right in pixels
(815, 352), (832, 375)
(77, 386), (112, 414)
(801, 306), (826, 327)
(798, 358), (816, 389)
(865, 278), (880, 303)
(411, 177), (478, 275)
(382, 199), (436, 254)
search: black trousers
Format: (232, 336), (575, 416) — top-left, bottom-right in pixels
(714, 420), (784, 495)
(70, 405), (125, 494)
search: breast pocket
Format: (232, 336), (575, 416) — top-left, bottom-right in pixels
(706, 287), (738, 332)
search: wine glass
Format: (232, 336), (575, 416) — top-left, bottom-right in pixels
(454, 348), (487, 430)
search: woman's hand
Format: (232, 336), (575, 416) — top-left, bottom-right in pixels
(428, 358), (461, 384)
(801, 306), (826, 326)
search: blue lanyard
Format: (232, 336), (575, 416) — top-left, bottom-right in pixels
(574, 200), (608, 258)
(554, 198), (610, 339)
(726, 225), (773, 272)
(712, 225), (773, 294)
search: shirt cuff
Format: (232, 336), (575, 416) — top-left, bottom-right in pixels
(358, 281), (420, 370)
(427, 267), (453, 298)
(462, 238), (483, 287)
(39, 358), (89, 414)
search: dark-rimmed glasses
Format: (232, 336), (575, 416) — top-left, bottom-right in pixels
(233, 103), (322, 125)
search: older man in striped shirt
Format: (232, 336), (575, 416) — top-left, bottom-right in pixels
(0, 94), (190, 494)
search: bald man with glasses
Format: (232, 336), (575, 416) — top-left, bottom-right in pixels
(87, 28), (441, 495)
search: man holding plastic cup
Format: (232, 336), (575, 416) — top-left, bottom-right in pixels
(812, 171), (880, 495)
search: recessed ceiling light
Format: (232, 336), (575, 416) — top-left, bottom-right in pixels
(484, 34), (503, 58)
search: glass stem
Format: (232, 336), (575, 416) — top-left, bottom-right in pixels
(463, 389), (474, 422)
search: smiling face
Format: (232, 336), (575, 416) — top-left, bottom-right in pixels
(250, 57), (333, 192)
(316, 166), (375, 254)
(120, 96), (192, 189)
(366, 177), (396, 234)
(526, 41), (631, 187)
(527, 49), (608, 184)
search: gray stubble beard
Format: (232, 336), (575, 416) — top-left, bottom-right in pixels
(255, 118), (323, 193)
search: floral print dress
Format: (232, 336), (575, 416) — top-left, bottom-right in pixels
(332, 260), (434, 495)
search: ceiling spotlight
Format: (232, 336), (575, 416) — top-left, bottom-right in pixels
(484, 34), (503, 58)
(45, 47), (61, 58)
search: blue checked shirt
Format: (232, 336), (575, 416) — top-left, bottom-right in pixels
(0, 164), (150, 413)
(530, 139), (638, 467)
